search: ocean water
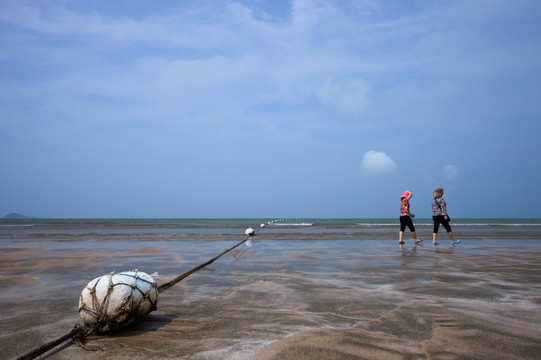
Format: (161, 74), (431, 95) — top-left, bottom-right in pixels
(1, 218), (541, 243)
(2, 218), (541, 359)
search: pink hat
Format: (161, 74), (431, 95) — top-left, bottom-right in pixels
(400, 191), (411, 199)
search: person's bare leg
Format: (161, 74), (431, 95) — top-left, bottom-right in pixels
(432, 232), (438, 245)
(412, 231), (422, 243)
(399, 231), (405, 244)
(448, 231), (460, 245)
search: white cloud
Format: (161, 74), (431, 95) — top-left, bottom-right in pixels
(360, 151), (397, 175)
(443, 164), (460, 179)
(315, 78), (370, 117)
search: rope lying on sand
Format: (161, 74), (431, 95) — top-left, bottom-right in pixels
(15, 325), (88, 360)
(15, 233), (255, 360)
(157, 235), (250, 293)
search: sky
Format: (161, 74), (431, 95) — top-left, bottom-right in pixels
(1, 0), (541, 219)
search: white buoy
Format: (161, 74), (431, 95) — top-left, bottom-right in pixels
(245, 227), (255, 236)
(79, 270), (158, 332)
(260, 223), (265, 228)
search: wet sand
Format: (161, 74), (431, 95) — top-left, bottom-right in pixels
(2, 239), (541, 359)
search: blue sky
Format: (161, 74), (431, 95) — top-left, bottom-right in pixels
(1, 0), (540, 218)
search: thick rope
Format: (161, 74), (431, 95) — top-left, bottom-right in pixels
(14, 233), (255, 360)
(158, 235), (250, 293)
(15, 325), (87, 360)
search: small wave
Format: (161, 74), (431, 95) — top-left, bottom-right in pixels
(271, 223), (313, 226)
(356, 223), (434, 227)
(0, 224), (35, 227)
(356, 222), (541, 227)
(435, 223), (541, 227)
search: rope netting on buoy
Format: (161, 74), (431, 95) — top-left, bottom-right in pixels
(15, 224), (263, 360)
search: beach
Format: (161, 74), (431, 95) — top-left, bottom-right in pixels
(1, 219), (541, 359)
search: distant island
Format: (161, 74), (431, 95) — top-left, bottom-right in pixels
(2, 213), (35, 219)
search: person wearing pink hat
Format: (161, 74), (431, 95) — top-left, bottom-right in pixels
(399, 190), (422, 245)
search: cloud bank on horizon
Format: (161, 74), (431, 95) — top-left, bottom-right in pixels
(1, 0), (540, 218)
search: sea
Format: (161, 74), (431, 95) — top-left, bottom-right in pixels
(1, 218), (541, 243)
(2, 218), (541, 359)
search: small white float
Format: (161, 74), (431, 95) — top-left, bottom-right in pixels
(78, 270), (158, 332)
(245, 227), (255, 236)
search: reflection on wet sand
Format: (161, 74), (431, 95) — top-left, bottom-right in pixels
(2, 239), (541, 359)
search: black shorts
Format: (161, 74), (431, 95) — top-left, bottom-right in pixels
(433, 215), (452, 233)
(400, 216), (415, 232)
